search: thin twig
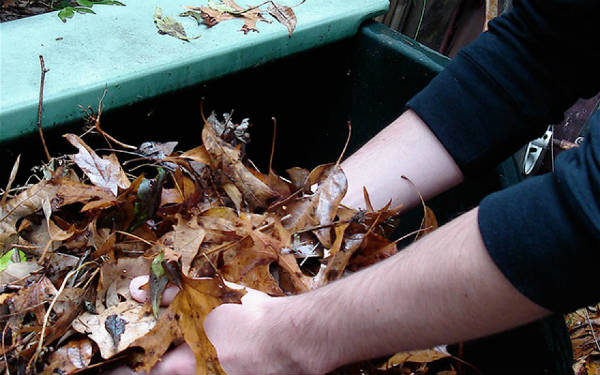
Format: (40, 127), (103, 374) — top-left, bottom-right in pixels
(414, 0), (427, 40)
(31, 262), (95, 371)
(293, 219), (351, 235)
(269, 117), (277, 173)
(267, 187), (305, 211)
(37, 55), (51, 162)
(585, 308), (600, 352)
(92, 88), (136, 150)
(2, 323), (10, 375)
(115, 231), (156, 247)
(393, 226), (433, 244)
(335, 121), (352, 167)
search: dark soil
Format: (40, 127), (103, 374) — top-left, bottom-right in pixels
(0, 0), (53, 22)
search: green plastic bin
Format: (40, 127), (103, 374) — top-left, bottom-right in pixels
(0, 18), (573, 375)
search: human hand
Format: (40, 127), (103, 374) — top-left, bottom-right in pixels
(104, 275), (300, 375)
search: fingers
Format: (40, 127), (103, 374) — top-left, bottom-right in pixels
(129, 275), (180, 305)
(99, 345), (195, 375)
(149, 344), (196, 375)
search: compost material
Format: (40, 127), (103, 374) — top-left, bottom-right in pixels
(0, 111), (449, 374)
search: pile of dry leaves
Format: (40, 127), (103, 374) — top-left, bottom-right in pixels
(0, 111), (452, 374)
(567, 305), (600, 375)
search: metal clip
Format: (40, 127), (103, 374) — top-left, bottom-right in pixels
(522, 126), (553, 176)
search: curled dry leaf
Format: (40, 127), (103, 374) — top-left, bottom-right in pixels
(0, 181), (57, 247)
(64, 134), (129, 196)
(309, 163), (348, 248)
(267, 2), (297, 37)
(415, 206), (439, 241)
(202, 121), (279, 210)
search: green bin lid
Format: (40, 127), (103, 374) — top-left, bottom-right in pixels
(0, 0), (388, 142)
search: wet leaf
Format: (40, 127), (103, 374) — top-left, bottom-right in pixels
(131, 168), (166, 230)
(267, 2), (297, 37)
(150, 252), (168, 319)
(105, 314), (128, 347)
(64, 134), (129, 196)
(139, 141), (178, 160)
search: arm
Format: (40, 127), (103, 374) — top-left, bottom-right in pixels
(340, 110), (463, 210)
(124, 208), (550, 375)
(204, 208), (550, 375)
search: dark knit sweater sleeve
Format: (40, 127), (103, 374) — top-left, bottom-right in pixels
(479, 115), (600, 312)
(407, 0), (600, 174)
(406, 0), (600, 312)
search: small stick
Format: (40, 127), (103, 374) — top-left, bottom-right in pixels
(92, 89), (136, 150)
(267, 187), (304, 211)
(335, 121), (352, 167)
(38, 55), (51, 162)
(31, 262), (94, 371)
(393, 226), (433, 244)
(2, 323), (10, 375)
(585, 308), (600, 352)
(293, 219), (351, 235)
(269, 117), (277, 173)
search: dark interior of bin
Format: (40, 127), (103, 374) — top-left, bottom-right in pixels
(0, 22), (572, 375)
(0, 22), (498, 226)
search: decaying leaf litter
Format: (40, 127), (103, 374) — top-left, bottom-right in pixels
(157, 0), (304, 42)
(0, 103), (456, 374)
(567, 304), (600, 375)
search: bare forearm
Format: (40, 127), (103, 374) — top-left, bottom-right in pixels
(341, 110), (464, 210)
(268, 208), (550, 373)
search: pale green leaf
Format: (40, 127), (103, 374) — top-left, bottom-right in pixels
(0, 249), (27, 273)
(154, 6), (198, 42)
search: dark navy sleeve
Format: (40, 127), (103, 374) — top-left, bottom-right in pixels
(406, 0), (600, 312)
(479, 114), (600, 312)
(407, 0), (600, 174)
